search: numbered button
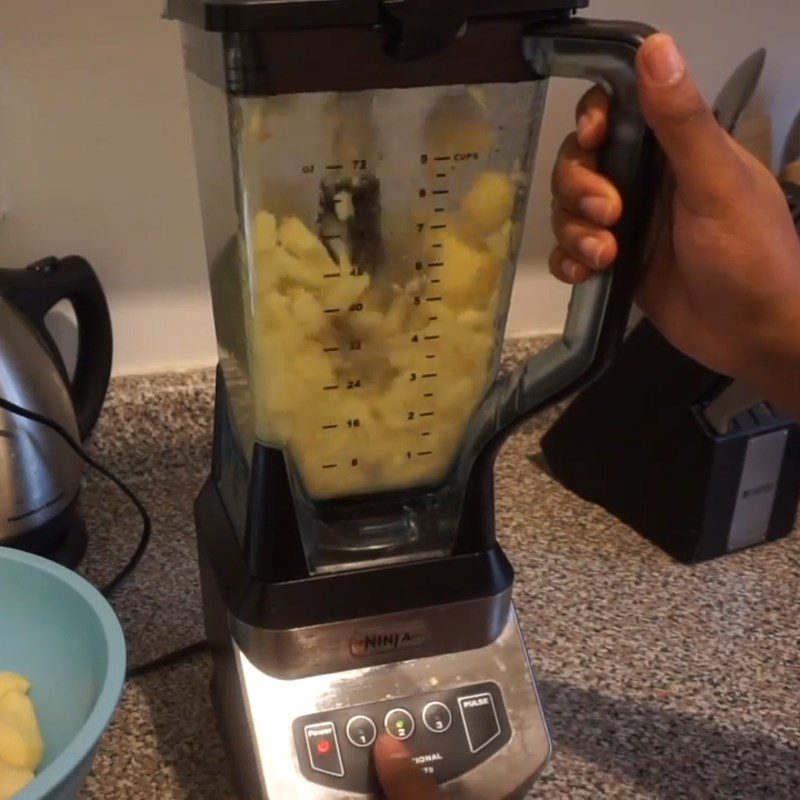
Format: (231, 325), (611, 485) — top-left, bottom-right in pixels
(422, 701), (452, 734)
(385, 709), (415, 741)
(346, 716), (377, 748)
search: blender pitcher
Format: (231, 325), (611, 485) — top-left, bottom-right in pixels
(225, 81), (568, 574)
(171, 2), (663, 797)
(176, 2), (660, 577)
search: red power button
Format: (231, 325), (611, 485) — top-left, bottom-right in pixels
(305, 722), (344, 778)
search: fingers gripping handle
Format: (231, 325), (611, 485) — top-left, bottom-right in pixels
(497, 20), (661, 430)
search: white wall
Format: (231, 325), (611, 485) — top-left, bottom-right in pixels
(0, 0), (798, 375)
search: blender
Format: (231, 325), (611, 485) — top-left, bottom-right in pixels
(166, 1), (661, 797)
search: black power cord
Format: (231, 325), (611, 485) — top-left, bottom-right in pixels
(0, 395), (208, 679)
(125, 639), (210, 679)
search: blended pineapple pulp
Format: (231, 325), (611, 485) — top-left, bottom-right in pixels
(247, 171), (517, 499)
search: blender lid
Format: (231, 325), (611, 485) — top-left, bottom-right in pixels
(165, 0), (589, 33)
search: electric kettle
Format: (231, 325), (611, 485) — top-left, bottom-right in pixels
(0, 255), (113, 567)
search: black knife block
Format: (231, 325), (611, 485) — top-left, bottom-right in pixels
(540, 320), (800, 563)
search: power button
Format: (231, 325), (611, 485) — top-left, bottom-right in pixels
(304, 722), (344, 777)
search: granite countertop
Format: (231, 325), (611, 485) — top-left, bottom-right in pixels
(74, 343), (799, 800)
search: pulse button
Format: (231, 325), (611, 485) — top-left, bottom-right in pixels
(385, 708), (415, 741)
(304, 722), (344, 777)
(458, 693), (501, 753)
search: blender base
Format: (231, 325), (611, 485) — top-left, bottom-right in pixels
(208, 607), (550, 800)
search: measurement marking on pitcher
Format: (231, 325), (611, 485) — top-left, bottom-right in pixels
(428, 316), (439, 322)
(417, 451), (433, 457)
(425, 354), (436, 359)
(326, 164), (343, 171)
(426, 297), (443, 303)
(434, 156), (452, 162)
(322, 234), (342, 241)
(324, 347), (340, 353)
(432, 243), (443, 249)
(421, 432), (431, 437)
(422, 373), (438, 379)
(419, 411), (435, 418)
(436, 173), (447, 178)
(434, 208), (445, 213)
(322, 464), (338, 470)
(424, 335), (440, 341)
(430, 224), (447, 230)
(433, 190), (449, 196)
(423, 393), (434, 398)
(322, 424), (339, 430)
(324, 308), (341, 314)
(428, 261), (443, 267)
(323, 385), (339, 391)
(323, 272), (341, 279)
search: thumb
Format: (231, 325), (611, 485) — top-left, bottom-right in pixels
(636, 34), (744, 214)
(374, 735), (439, 800)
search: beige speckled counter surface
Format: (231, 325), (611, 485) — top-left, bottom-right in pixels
(75, 342), (799, 799)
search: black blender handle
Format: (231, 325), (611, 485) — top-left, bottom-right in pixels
(493, 19), (663, 435)
(0, 255), (113, 440)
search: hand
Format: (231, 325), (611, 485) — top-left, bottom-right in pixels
(550, 33), (800, 414)
(375, 735), (440, 800)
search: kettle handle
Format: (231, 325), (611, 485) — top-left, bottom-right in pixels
(492, 20), (663, 437)
(0, 256), (113, 440)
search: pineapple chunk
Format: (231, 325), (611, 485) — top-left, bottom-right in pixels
(275, 216), (338, 288)
(0, 676), (29, 704)
(254, 211), (279, 253)
(293, 344), (336, 388)
(344, 310), (387, 341)
(0, 761), (34, 800)
(245, 168), (514, 499)
(320, 274), (370, 312)
(255, 247), (319, 293)
(486, 220), (513, 263)
(256, 289), (294, 331)
(289, 290), (327, 337)
(0, 683), (44, 774)
(458, 308), (491, 330)
(0, 720), (30, 773)
(278, 216), (324, 257)
(463, 173), (516, 237)
(439, 231), (500, 311)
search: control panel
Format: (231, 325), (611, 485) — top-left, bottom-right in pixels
(292, 682), (511, 793)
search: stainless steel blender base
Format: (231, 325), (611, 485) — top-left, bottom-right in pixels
(222, 606), (550, 799)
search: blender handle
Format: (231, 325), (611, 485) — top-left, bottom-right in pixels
(494, 20), (663, 434)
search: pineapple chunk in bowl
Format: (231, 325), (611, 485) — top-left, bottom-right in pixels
(0, 549), (125, 799)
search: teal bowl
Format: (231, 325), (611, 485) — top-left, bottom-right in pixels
(0, 548), (126, 799)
